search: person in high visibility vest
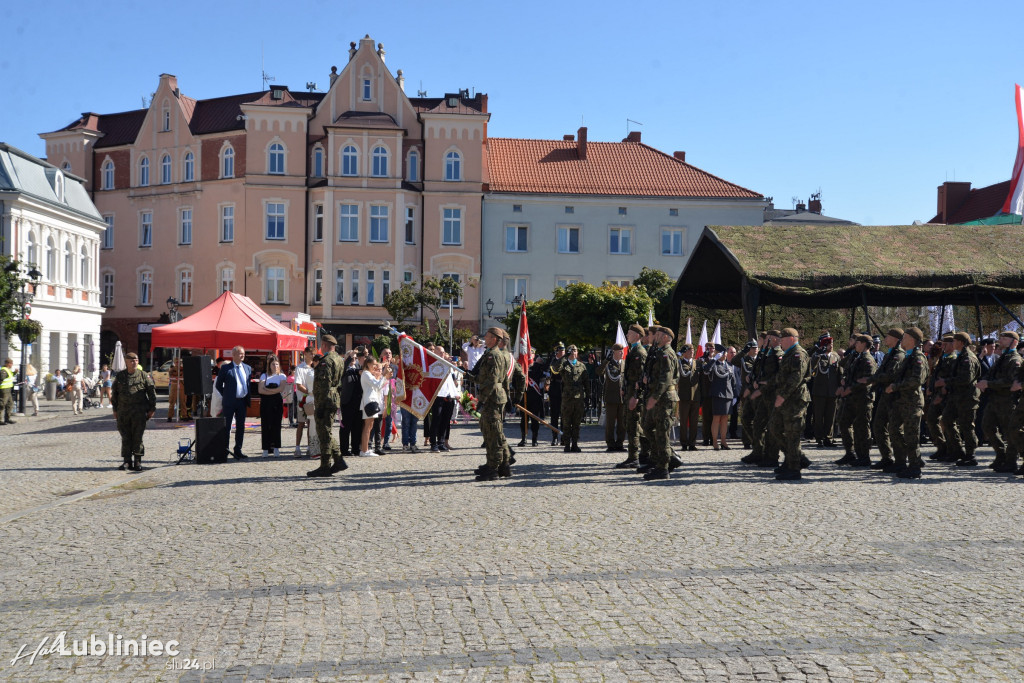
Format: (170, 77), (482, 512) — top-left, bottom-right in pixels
(0, 358), (17, 425)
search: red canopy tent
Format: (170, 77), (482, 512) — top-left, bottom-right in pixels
(151, 291), (309, 352)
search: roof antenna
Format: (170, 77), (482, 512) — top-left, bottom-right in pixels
(261, 43), (275, 90)
(417, 80), (427, 97)
(627, 118), (643, 134)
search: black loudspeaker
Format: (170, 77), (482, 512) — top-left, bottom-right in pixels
(195, 417), (228, 463)
(184, 355), (212, 396)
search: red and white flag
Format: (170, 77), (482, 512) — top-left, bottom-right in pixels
(615, 321), (627, 353)
(685, 318), (692, 347)
(395, 333), (454, 419)
(711, 320), (722, 346)
(1003, 84), (1024, 216)
(513, 300), (530, 379)
(695, 320), (708, 358)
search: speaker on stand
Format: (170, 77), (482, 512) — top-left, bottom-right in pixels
(183, 355), (212, 418)
(195, 417), (228, 464)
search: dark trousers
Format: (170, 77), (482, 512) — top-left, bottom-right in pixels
(677, 398), (699, 447)
(431, 398), (455, 445)
(813, 396), (837, 442)
(260, 393), (283, 450)
(549, 395), (562, 440)
(700, 397), (713, 444)
(222, 400), (247, 455)
(339, 404), (362, 456)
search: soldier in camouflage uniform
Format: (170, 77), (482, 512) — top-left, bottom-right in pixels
(1005, 349), (1024, 475)
(748, 330), (784, 467)
(977, 330), (1022, 472)
(862, 328), (905, 469)
(552, 344), (589, 453)
(924, 335), (958, 462)
(740, 333), (769, 465)
(307, 334), (345, 477)
(616, 324), (647, 469)
(810, 332), (841, 448)
(886, 327), (929, 479)
(938, 332), (981, 466)
(111, 352), (157, 471)
(732, 339), (758, 449)
(770, 328), (811, 480)
(835, 334), (877, 466)
(643, 326), (681, 480)
(475, 328), (511, 481)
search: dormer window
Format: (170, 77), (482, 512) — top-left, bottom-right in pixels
(162, 106), (171, 131)
(53, 171), (64, 203)
(362, 78), (372, 101)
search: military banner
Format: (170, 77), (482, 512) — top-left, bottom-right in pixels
(394, 333), (453, 419)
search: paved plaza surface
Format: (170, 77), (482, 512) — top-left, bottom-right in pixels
(2, 400), (1024, 682)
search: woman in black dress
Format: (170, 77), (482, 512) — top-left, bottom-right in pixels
(259, 354), (286, 457)
(708, 345), (735, 450)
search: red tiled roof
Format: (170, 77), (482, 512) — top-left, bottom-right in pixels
(91, 109), (149, 149)
(410, 94), (487, 115)
(929, 180), (1011, 224)
(485, 138), (762, 198)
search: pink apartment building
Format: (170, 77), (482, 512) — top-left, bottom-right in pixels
(40, 35), (488, 358)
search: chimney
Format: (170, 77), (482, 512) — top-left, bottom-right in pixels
(577, 126), (587, 160)
(377, 43), (386, 63)
(563, 134), (575, 141)
(795, 202), (807, 213)
(623, 131), (641, 143)
(348, 42), (357, 60)
(673, 151), (686, 162)
(329, 66), (339, 86)
(396, 69), (405, 92)
(936, 181), (972, 223)
(808, 197), (822, 214)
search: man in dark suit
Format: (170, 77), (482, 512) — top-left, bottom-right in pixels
(214, 345), (252, 459)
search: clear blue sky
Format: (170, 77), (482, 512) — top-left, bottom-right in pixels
(4, 0), (1023, 225)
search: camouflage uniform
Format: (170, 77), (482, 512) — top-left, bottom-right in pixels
(770, 343), (810, 474)
(867, 346), (906, 465)
(313, 349), (343, 469)
(477, 345), (510, 473)
(647, 342), (680, 474)
(553, 356), (589, 451)
(753, 346), (784, 466)
(925, 351), (958, 460)
(621, 342), (647, 464)
(888, 346), (928, 473)
(982, 347), (1022, 469)
(1005, 362), (1024, 472)
(742, 346), (768, 462)
(942, 347), (980, 462)
(111, 366), (157, 469)
(838, 349), (876, 463)
(732, 352), (756, 448)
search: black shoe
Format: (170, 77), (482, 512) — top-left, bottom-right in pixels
(800, 455), (811, 469)
(896, 467), (922, 479)
(955, 458), (979, 467)
(606, 444), (617, 452)
(306, 467), (333, 477)
(834, 454), (856, 465)
(643, 468), (669, 480)
(881, 461), (902, 473)
(852, 457), (872, 467)
(756, 459), (779, 468)
(1016, 465), (1024, 476)
(929, 450), (947, 461)
(936, 453), (959, 463)
(474, 464), (489, 475)
(5, 420), (16, 425)
(870, 459), (894, 470)
(668, 454), (684, 471)
(517, 439), (526, 447)
(510, 454), (516, 465)
(615, 458), (639, 469)
(532, 439), (538, 447)
(740, 453), (760, 464)
(330, 458), (349, 474)
(636, 463), (654, 473)
(775, 469), (801, 480)
(118, 461), (128, 471)
(551, 436), (559, 446)
(498, 464), (513, 478)
(823, 439), (835, 447)
(233, 452), (248, 459)
(509, 447), (516, 458)
(564, 445), (571, 453)
(570, 444), (582, 453)
(132, 455), (142, 471)
(475, 468), (498, 481)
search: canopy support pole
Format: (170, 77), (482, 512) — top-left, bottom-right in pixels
(741, 277), (759, 341)
(989, 292), (1024, 329)
(848, 307), (857, 339)
(760, 304), (766, 333)
(938, 302), (946, 336)
(861, 287), (870, 333)
(974, 292), (984, 339)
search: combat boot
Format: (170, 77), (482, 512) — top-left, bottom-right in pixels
(642, 468), (669, 481)
(833, 453), (856, 465)
(869, 458), (895, 470)
(564, 444), (571, 453)
(517, 438), (526, 447)
(532, 437), (538, 446)
(132, 454), (142, 471)
(118, 460), (129, 471)
(668, 454), (684, 471)
(570, 441), (582, 453)
(756, 457), (779, 468)
(955, 458), (979, 467)
(614, 457), (638, 469)
(306, 466), (333, 477)
(881, 461), (902, 473)
(992, 460), (1017, 473)
(929, 448), (947, 461)
(895, 466), (922, 479)
(475, 467), (498, 481)
(740, 453), (760, 465)
(775, 468), (801, 481)
(330, 456), (349, 474)
(498, 464), (513, 478)
(800, 455), (812, 469)
(636, 462), (654, 473)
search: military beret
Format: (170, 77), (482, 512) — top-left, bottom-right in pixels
(567, 344), (578, 352)
(628, 324), (645, 336)
(780, 327), (799, 338)
(905, 327), (924, 343)
(1001, 330), (1020, 341)
(125, 352), (139, 360)
(941, 334), (954, 343)
(855, 334), (872, 345)
(661, 327), (675, 340)
(611, 343), (624, 351)
(322, 334), (338, 345)
(767, 329), (781, 337)
(886, 328), (904, 340)
(953, 332), (972, 346)
(499, 329), (510, 340)
(553, 341), (565, 349)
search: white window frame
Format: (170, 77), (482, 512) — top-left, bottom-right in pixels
(313, 146), (324, 177)
(334, 268), (345, 304)
(140, 212), (152, 248)
(505, 224), (528, 253)
(382, 270), (391, 299)
(139, 157), (149, 186)
(45, 237), (55, 280)
(268, 142), (285, 175)
(557, 225), (581, 254)
(341, 145), (358, 176)
(445, 151), (462, 181)
(160, 153), (172, 184)
(661, 228), (684, 256)
(221, 145), (235, 179)
(313, 204), (324, 242)
(79, 245), (89, 288)
(407, 149), (419, 182)
(102, 159), (115, 190)
(220, 204), (235, 243)
(350, 268), (360, 304)
(313, 267), (323, 304)
(183, 151), (194, 182)
(220, 266), (234, 294)
(362, 78), (372, 101)
(26, 232), (38, 266)
(371, 146), (388, 177)
(139, 270), (153, 305)
(555, 277), (581, 289)
(609, 226), (632, 255)
(504, 276), (528, 305)
(265, 202), (286, 241)
(102, 215), (114, 250)
(265, 266), (286, 304)
(162, 106), (171, 132)
(439, 273), (461, 308)
(366, 270), (376, 305)
(442, 207), (462, 246)
(403, 271), (413, 284)
(63, 241), (73, 285)
(102, 271), (115, 307)
(405, 207), (415, 244)
(179, 208), (193, 245)
(179, 268), (193, 304)
(339, 203), (359, 242)
(369, 205), (389, 243)
(606, 278), (632, 288)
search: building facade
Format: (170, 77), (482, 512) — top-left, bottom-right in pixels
(0, 143), (105, 377)
(480, 130), (766, 326)
(40, 35), (488, 356)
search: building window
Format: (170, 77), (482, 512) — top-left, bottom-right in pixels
(162, 106), (171, 131)
(445, 151), (461, 181)
(265, 267), (286, 304)
(440, 273), (461, 307)
(139, 271), (152, 305)
(504, 276), (527, 305)
(556, 277), (581, 289)
(102, 272), (114, 306)
(102, 216), (114, 250)
(265, 202), (285, 240)
(222, 146), (234, 178)
(63, 241), (73, 284)
(342, 145), (358, 176)
(513, 204), (522, 213)
(366, 270), (376, 305)
(350, 269), (359, 304)
(179, 269), (193, 304)
(405, 207), (415, 244)
(442, 208), (462, 245)
(45, 237), (55, 280)
(362, 78), (372, 101)
(160, 154), (171, 184)
(61, 161), (71, 172)
(607, 278), (632, 288)
(183, 152), (194, 181)
(661, 229), (684, 256)
(268, 142), (285, 174)
(334, 269), (344, 304)
(102, 160), (115, 190)
(382, 270), (390, 299)
(79, 246), (89, 288)
(339, 203), (359, 242)
(369, 205), (389, 242)
(139, 157), (149, 186)
(558, 226), (580, 253)
(564, 206), (574, 214)
(618, 207), (627, 216)
(313, 268), (322, 304)
(609, 227), (632, 255)
(669, 208), (679, 217)
(313, 204), (324, 242)
(180, 208), (193, 245)
(371, 146), (388, 177)
(26, 232), (38, 266)
(313, 147), (324, 177)
(220, 267), (234, 294)
(221, 205), (234, 242)
(505, 225), (528, 252)
(407, 150), (419, 181)
(140, 212), (152, 247)
(403, 271), (413, 284)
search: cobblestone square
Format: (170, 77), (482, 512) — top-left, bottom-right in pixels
(2, 401), (1023, 681)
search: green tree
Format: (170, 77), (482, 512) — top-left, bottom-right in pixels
(382, 276), (472, 348)
(632, 266), (674, 324)
(382, 282), (418, 327)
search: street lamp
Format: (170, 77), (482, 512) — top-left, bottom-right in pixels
(13, 266), (41, 416)
(166, 297), (181, 421)
(485, 298), (494, 318)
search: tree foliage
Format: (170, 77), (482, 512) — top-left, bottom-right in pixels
(633, 266), (674, 325)
(382, 276), (473, 349)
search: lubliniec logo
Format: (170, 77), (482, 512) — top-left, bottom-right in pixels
(10, 632), (179, 666)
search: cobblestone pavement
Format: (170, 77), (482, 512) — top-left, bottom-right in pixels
(2, 401), (1024, 681)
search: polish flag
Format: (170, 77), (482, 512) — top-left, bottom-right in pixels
(711, 320), (722, 346)
(685, 318), (692, 347)
(513, 300), (530, 379)
(695, 320), (708, 359)
(1002, 84), (1024, 216)
(615, 321), (627, 358)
